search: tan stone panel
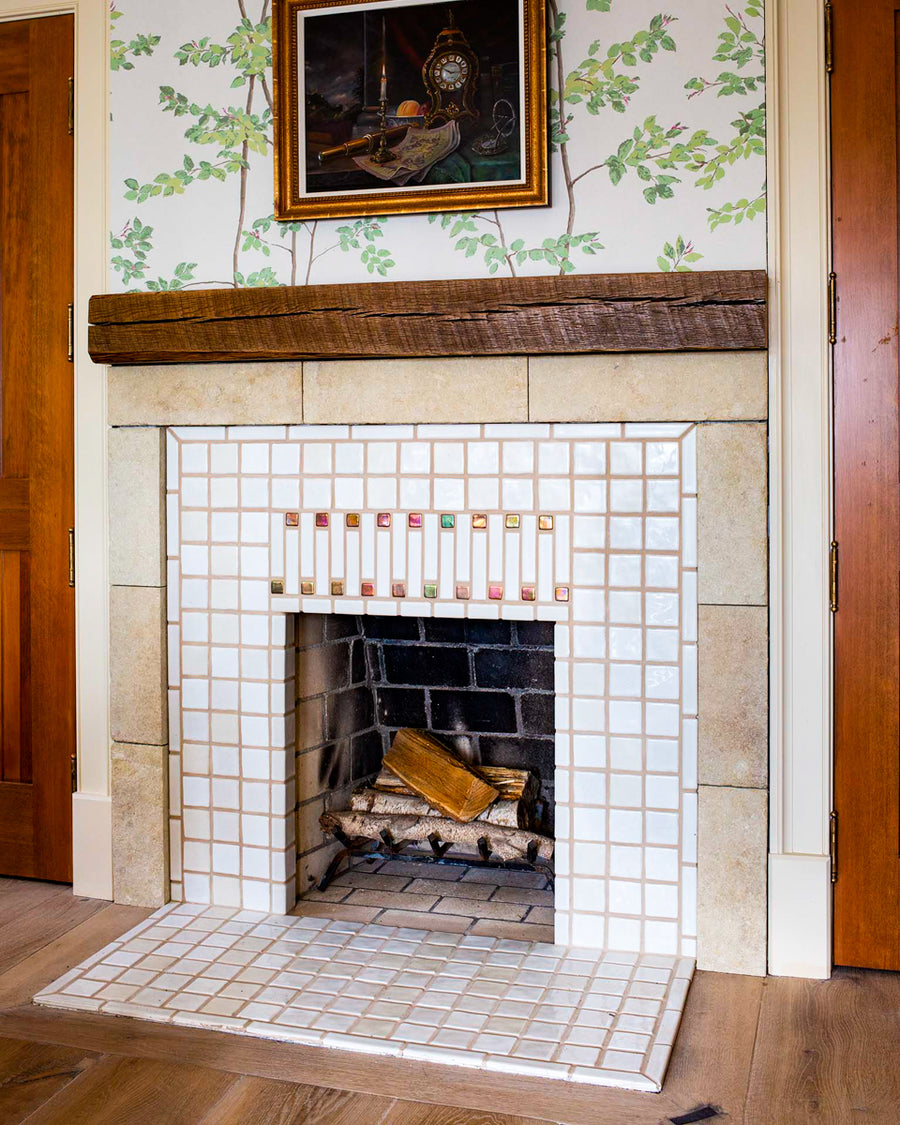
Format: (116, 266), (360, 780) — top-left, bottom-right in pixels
(108, 427), (165, 587)
(108, 362), (303, 426)
(698, 422), (768, 605)
(697, 785), (767, 975)
(304, 357), (528, 424)
(528, 352), (767, 422)
(111, 742), (168, 907)
(109, 585), (167, 745)
(699, 605), (768, 788)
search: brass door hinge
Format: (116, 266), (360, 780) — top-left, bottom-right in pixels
(830, 810), (838, 882)
(70, 753), (77, 793)
(824, 1), (834, 74)
(67, 77), (74, 135)
(67, 303), (74, 362)
(68, 527), (75, 587)
(829, 540), (839, 612)
(828, 272), (837, 345)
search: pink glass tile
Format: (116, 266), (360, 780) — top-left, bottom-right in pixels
(555, 586), (570, 602)
(408, 513), (423, 528)
(488, 584), (503, 600)
(361, 582), (375, 597)
(521, 585), (536, 601)
(315, 513), (329, 528)
(392, 582), (407, 598)
(455, 584), (470, 600)
(377, 513), (392, 528)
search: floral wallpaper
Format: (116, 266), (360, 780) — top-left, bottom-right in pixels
(109, 0), (766, 292)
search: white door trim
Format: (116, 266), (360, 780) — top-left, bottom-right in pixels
(766, 0), (833, 978)
(0, 0), (112, 898)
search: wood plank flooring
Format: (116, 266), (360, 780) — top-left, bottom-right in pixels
(0, 879), (898, 1123)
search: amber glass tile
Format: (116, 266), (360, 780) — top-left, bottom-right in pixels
(521, 585), (536, 601)
(472, 514), (487, 529)
(270, 580), (285, 595)
(506, 514), (521, 529)
(284, 512), (299, 527)
(315, 513), (329, 528)
(539, 515), (554, 531)
(331, 580), (344, 596)
(555, 586), (570, 602)
(346, 513), (360, 528)
(440, 514), (455, 529)
(361, 582), (375, 597)
(300, 580), (315, 596)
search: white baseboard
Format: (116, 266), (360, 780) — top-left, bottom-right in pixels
(72, 793), (113, 900)
(768, 852), (832, 978)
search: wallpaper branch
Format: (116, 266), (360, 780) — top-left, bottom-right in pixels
(108, 0), (766, 292)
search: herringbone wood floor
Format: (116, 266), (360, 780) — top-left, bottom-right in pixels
(0, 878), (898, 1124)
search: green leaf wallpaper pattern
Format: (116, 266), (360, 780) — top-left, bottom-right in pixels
(109, 0), (766, 292)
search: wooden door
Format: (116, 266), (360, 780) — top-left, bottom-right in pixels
(832, 0), (900, 968)
(0, 16), (74, 882)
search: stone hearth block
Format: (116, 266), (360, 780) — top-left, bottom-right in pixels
(108, 427), (166, 587)
(111, 742), (168, 906)
(110, 585), (167, 745)
(528, 352), (767, 423)
(699, 605), (768, 789)
(698, 422), (768, 606)
(697, 784), (767, 976)
(303, 357), (527, 423)
(108, 362), (303, 425)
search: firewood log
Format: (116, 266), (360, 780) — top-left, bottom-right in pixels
(373, 764), (538, 803)
(349, 786), (533, 830)
(382, 729), (499, 823)
(320, 810), (554, 862)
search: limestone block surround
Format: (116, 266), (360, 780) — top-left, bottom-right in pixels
(107, 352), (768, 976)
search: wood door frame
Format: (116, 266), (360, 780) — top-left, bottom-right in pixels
(766, 0), (834, 979)
(0, 0), (111, 897)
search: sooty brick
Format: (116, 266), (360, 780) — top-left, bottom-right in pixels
(475, 648), (555, 690)
(374, 687), (427, 728)
(362, 617), (421, 641)
(430, 690), (517, 733)
(383, 644), (470, 687)
(521, 692), (555, 737)
(514, 621), (555, 648)
(352, 729), (384, 781)
(479, 736), (555, 783)
(325, 685), (374, 741)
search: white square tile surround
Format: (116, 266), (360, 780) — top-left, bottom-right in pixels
(36, 901), (694, 1093)
(165, 422), (699, 957)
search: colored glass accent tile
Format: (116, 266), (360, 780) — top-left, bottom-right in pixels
(392, 582), (407, 598)
(346, 513), (360, 528)
(555, 586), (571, 602)
(300, 580), (315, 596)
(284, 512), (299, 528)
(424, 583), (438, 599)
(506, 514), (521, 529)
(440, 514), (455, 529)
(270, 580), (284, 595)
(488, 584), (503, 600)
(521, 585), (536, 601)
(361, 582), (375, 597)
(331, 580), (344, 596)
(377, 513), (392, 528)
(472, 514), (487, 529)
(408, 513), (423, 528)
(315, 513), (329, 528)
(455, 584), (470, 600)
(539, 515), (554, 531)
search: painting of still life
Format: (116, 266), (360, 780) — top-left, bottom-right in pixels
(272, 0), (547, 220)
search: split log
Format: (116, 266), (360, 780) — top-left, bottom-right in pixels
(382, 729), (499, 823)
(320, 810), (554, 862)
(349, 786), (533, 830)
(373, 765), (538, 803)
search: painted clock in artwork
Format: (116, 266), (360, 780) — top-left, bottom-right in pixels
(422, 11), (479, 127)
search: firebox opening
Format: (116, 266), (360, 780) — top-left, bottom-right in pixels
(293, 613), (556, 938)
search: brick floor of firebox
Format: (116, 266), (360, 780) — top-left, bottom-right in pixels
(292, 858), (555, 943)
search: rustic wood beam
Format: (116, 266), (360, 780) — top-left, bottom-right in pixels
(88, 270), (766, 365)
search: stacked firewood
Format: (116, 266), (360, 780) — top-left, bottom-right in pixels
(320, 728), (554, 862)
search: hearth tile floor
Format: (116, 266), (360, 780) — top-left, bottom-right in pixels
(34, 901), (694, 1093)
(294, 857), (556, 943)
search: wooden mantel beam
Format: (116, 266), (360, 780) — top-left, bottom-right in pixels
(88, 270), (767, 366)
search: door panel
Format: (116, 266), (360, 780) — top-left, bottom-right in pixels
(832, 0), (900, 968)
(0, 16), (74, 882)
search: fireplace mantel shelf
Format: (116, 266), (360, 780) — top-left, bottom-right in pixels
(88, 270), (767, 366)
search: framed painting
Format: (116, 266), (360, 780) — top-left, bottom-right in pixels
(272, 0), (548, 220)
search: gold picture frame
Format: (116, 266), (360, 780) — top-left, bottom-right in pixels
(272, 0), (548, 221)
